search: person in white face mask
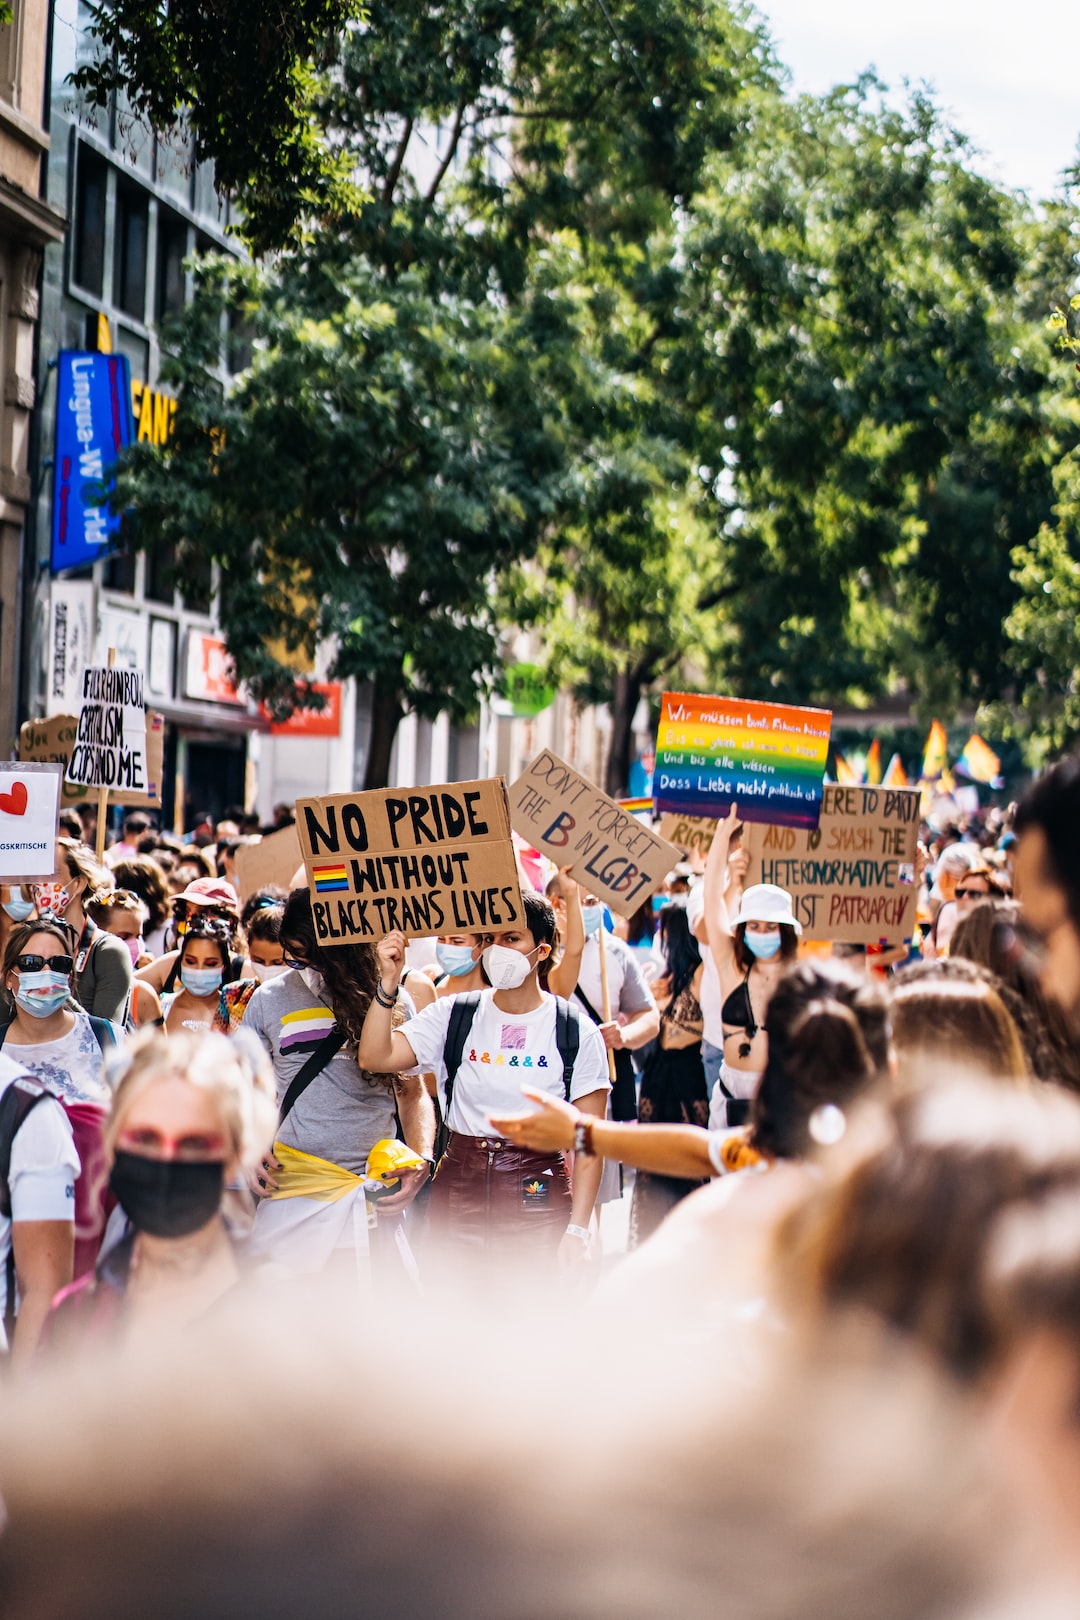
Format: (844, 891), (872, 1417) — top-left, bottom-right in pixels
(359, 890), (611, 1263)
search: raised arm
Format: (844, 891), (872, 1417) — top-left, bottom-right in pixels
(700, 803), (740, 969)
(357, 930), (423, 1073)
(546, 867), (585, 1000)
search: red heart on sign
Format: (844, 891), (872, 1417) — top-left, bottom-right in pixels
(0, 781), (28, 816)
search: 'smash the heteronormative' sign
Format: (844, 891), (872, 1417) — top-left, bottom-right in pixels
(18, 711), (162, 808)
(743, 784), (920, 943)
(653, 692), (832, 829)
(51, 352), (134, 574)
(66, 665), (148, 793)
(296, 779), (523, 945)
(508, 751), (681, 918)
(0, 763), (64, 882)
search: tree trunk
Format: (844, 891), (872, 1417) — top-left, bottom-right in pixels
(605, 668), (643, 799)
(363, 684), (404, 789)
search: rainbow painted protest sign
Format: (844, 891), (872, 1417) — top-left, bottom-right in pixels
(653, 692), (832, 829)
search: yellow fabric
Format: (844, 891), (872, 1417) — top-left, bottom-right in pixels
(269, 1141), (362, 1204)
(366, 1138), (428, 1181)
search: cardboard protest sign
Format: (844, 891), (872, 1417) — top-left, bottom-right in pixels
(0, 763), (64, 882)
(296, 778), (523, 945)
(654, 691), (832, 829)
(67, 665), (148, 794)
(657, 812), (717, 860)
(234, 824), (302, 902)
(743, 784), (920, 943)
(508, 751), (682, 917)
(18, 711), (163, 808)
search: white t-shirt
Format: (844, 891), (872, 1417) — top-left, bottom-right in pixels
(572, 932), (655, 1023)
(6, 1009), (111, 1105)
(402, 990), (610, 1137)
(686, 887), (724, 1046)
(0, 1053), (80, 1348)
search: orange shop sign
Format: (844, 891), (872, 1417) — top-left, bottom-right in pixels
(262, 682), (343, 738)
(183, 633), (244, 705)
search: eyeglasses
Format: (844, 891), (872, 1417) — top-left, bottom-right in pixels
(955, 887), (992, 900)
(15, 953), (73, 974)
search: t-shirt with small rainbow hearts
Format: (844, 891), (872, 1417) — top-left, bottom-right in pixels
(401, 989), (609, 1138)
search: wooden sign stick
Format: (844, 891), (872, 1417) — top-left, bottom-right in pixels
(597, 920), (616, 1083)
(93, 646), (116, 863)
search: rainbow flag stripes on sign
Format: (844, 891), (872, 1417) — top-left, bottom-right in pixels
(312, 863), (349, 894)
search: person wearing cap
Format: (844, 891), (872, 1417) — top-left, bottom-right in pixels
(136, 878), (245, 999)
(693, 805), (801, 1130)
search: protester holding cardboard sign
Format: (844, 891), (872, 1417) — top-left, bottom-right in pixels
(358, 891), (610, 1261)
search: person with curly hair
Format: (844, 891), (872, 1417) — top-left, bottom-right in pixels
(244, 889), (434, 1275)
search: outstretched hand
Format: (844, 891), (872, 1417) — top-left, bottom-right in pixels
(489, 1086), (578, 1154)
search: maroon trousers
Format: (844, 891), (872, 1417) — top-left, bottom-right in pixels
(426, 1132), (572, 1254)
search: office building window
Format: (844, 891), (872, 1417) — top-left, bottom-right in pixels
(146, 539), (177, 605)
(73, 147), (108, 299)
(157, 209), (188, 321)
(181, 552), (212, 616)
(114, 183), (149, 320)
(104, 545), (137, 594)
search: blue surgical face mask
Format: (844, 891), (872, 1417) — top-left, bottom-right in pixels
(744, 929), (782, 961)
(436, 943), (477, 978)
(180, 965), (224, 998)
(582, 905), (605, 938)
(15, 969), (71, 1018)
(2, 889), (34, 923)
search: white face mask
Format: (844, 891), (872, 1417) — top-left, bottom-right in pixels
(482, 943), (540, 991)
(252, 961), (289, 984)
(301, 966), (325, 996)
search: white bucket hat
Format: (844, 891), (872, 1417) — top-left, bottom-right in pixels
(732, 883), (802, 936)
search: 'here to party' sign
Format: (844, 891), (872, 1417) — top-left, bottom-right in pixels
(653, 692), (832, 830)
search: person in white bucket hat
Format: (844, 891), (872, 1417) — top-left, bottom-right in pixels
(693, 807), (801, 1130)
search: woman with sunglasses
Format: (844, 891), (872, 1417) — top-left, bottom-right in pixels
(161, 914), (257, 1037)
(0, 919), (119, 1287)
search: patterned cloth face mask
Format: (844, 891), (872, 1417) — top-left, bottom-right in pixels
(32, 882), (70, 921)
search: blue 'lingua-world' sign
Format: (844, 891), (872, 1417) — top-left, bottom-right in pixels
(51, 351), (134, 574)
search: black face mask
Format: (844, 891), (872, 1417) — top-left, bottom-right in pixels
(109, 1151), (226, 1239)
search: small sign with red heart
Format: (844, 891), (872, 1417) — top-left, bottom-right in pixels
(0, 780), (28, 817)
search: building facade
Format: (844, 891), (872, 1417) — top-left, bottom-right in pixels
(0, 0), (65, 753)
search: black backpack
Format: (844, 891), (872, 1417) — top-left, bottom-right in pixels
(441, 992), (581, 1121)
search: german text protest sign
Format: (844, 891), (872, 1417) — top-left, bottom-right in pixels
(234, 824), (301, 903)
(743, 785), (920, 943)
(508, 750), (682, 917)
(19, 710), (163, 808)
(67, 666), (148, 794)
(0, 763), (64, 882)
(296, 779), (523, 945)
(654, 691), (832, 829)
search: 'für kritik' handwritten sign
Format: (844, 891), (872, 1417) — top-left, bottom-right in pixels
(653, 692), (832, 830)
(66, 665), (148, 793)
(296, 779), (523, 945)
(508, 750), (682, 917)
(743, 784), (920, 943)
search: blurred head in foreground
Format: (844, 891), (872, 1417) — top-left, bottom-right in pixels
(0, 1273), (1010, 1620)
(889, 963), (1028, 1084)
(1014, 756), (1080, 1025)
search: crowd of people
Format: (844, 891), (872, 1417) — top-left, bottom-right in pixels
(3, 764), (1080, 1615)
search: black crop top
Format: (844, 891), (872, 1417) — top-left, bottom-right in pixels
(721, 972), (765, 1042)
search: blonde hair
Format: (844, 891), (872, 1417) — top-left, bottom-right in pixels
(105, 1029), (277, 1173)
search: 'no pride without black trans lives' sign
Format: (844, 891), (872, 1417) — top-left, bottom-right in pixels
(66, 665), (148, 794)
(296, 779), (524, 945)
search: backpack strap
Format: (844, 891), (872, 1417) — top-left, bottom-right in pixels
(553, 997), (580, 1100)
(278, 1028), (346, 1128)
(0, 1074), (52, 1348)
(572, 982), (603, 1027)
(441, 992), (482, 1124)
(88, 1015), (119, 1054)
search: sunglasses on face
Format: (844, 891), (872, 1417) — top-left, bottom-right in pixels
(15, 953), (73, 974)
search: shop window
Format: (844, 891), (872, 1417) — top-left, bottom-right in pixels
(74, 147), (108, 299)
(114, 183), (149, 321)
(146, 539), (177, 605)
(156, 209), (189, 322)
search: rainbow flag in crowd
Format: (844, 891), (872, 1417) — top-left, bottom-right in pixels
(957, 734), (1003, 787)
(617, 796), (654, 815)
(864, 739), (882, 785)
(833, 751), (860, 785)
(921, 720), (949, 782)
(882, 753), (909, 788)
